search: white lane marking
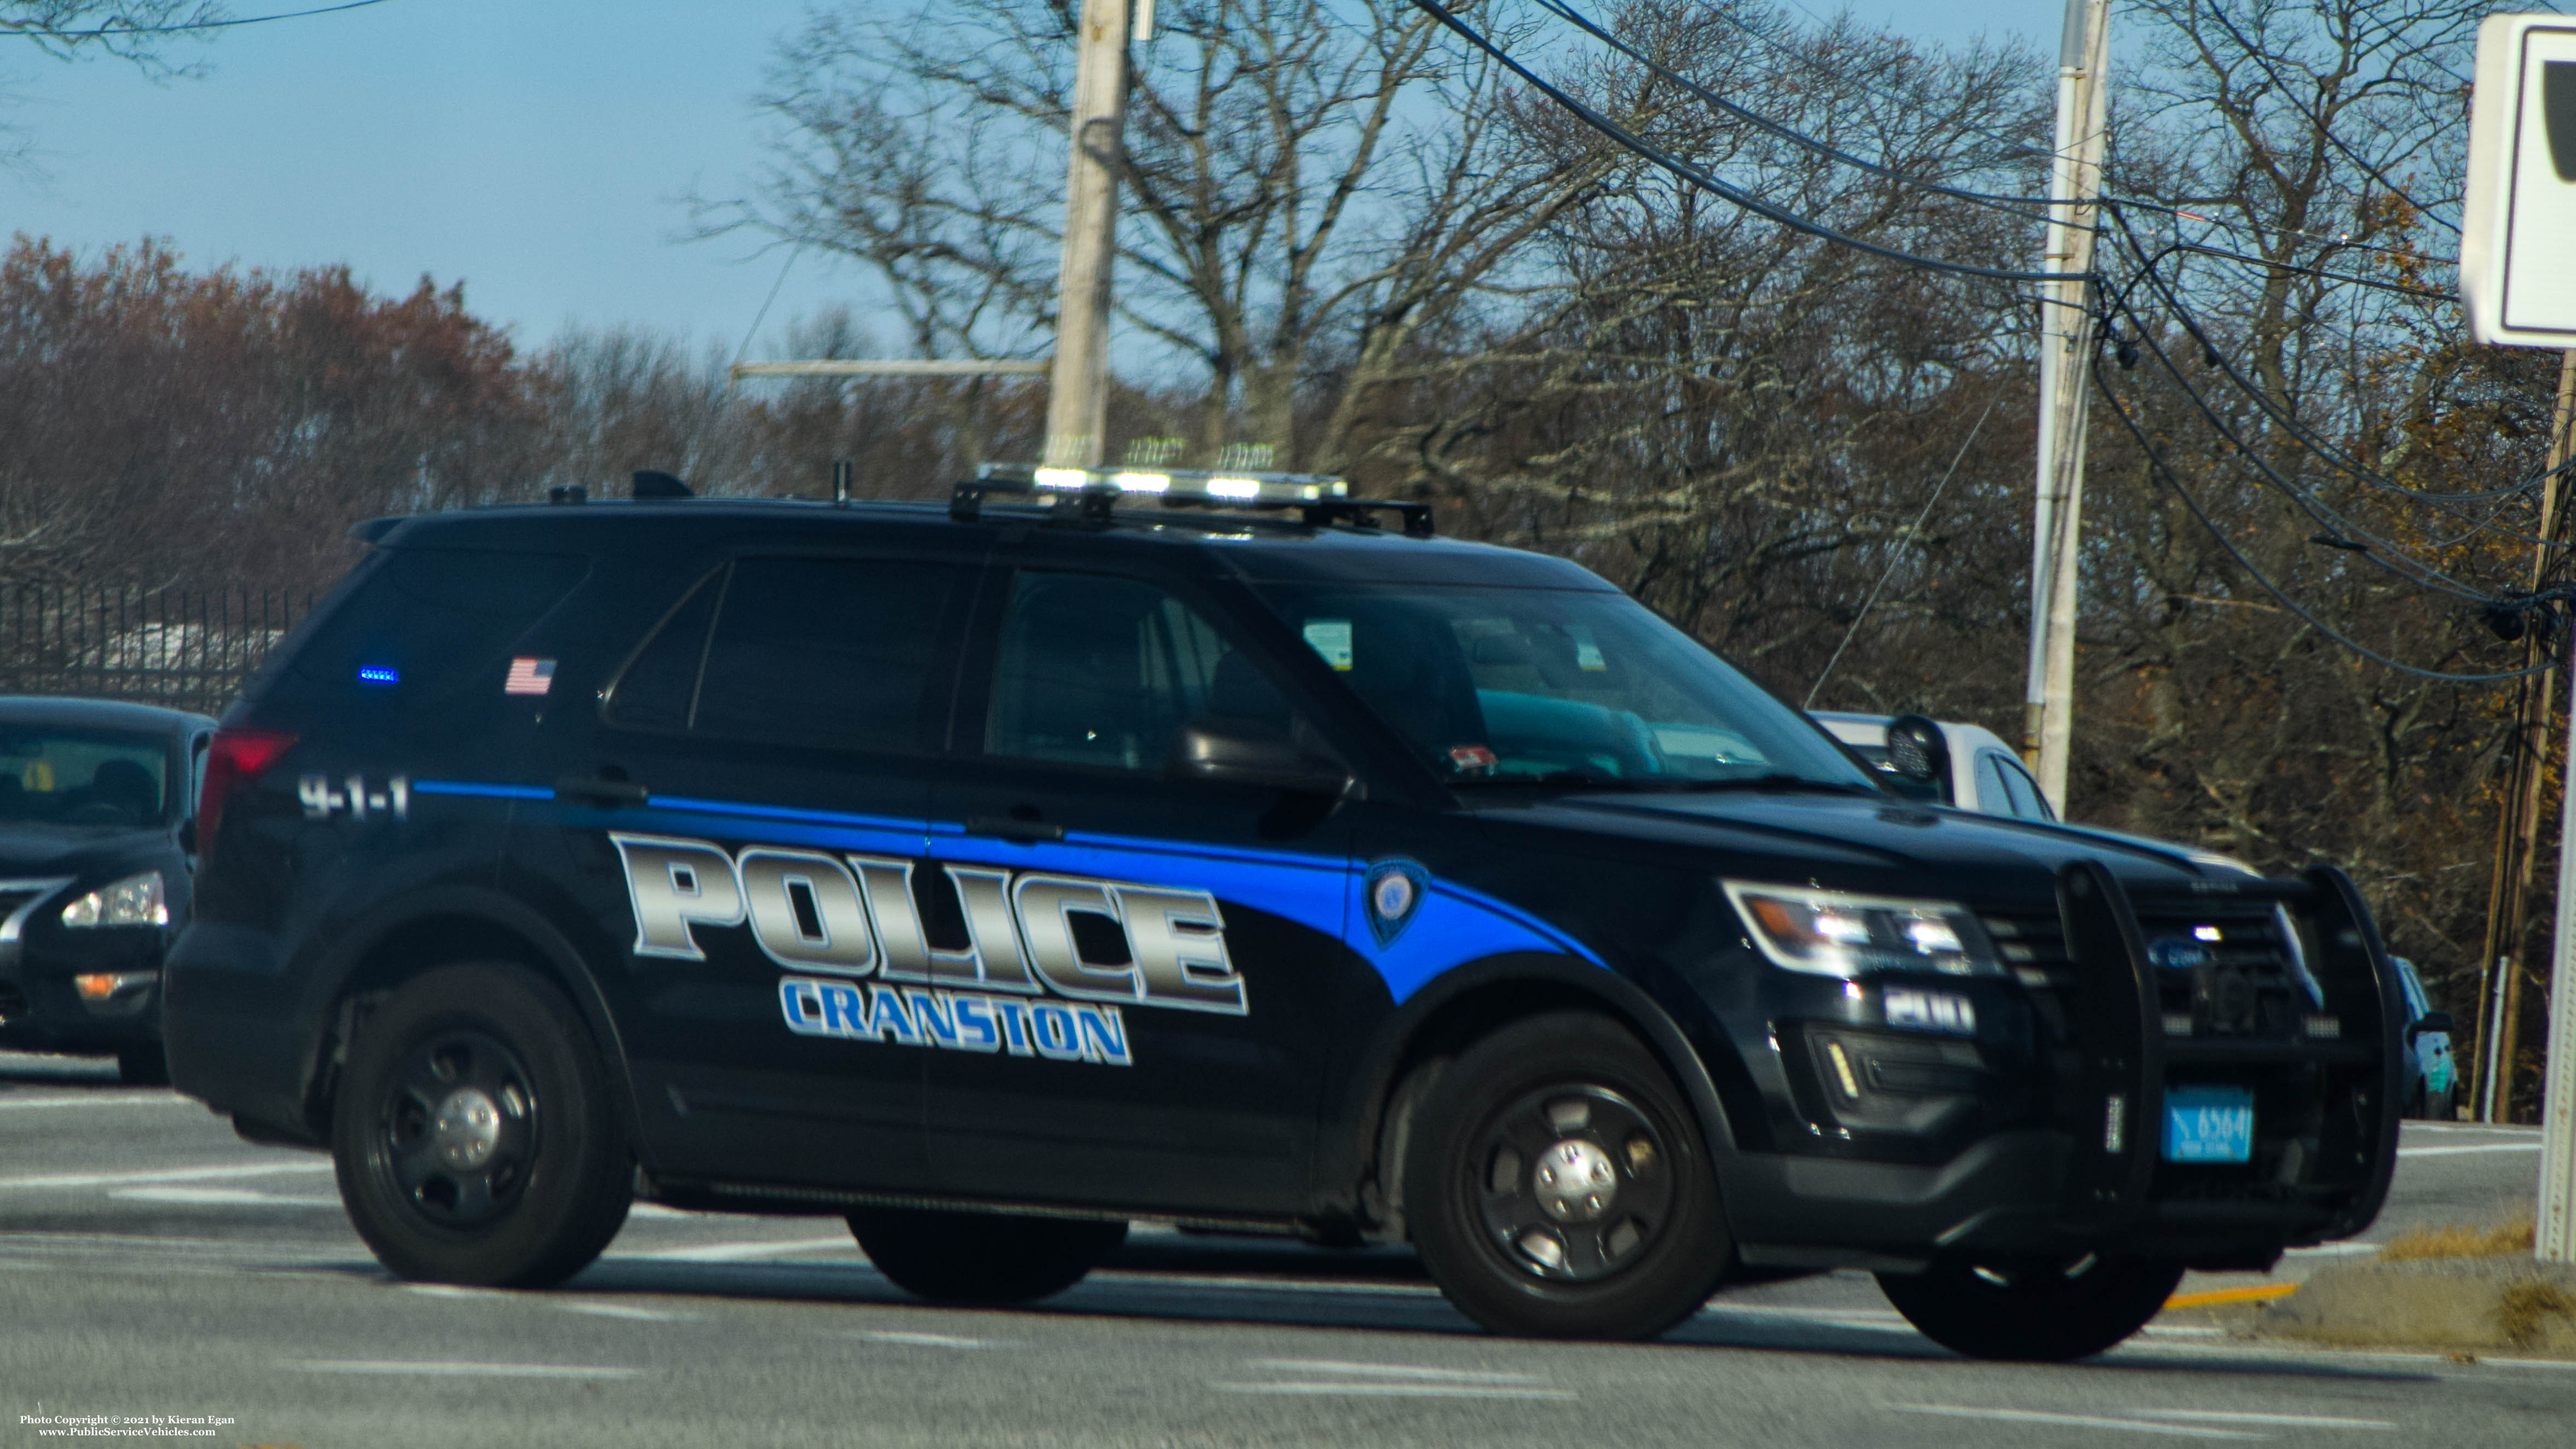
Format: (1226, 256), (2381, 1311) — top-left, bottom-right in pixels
(1701, 1303), (1905, 1320)
(559, 1301), (689, 1322)
(0, 1094), (193, 1111)
(2128, 1410), (2395, 1430)
(109, 1186), (340, 1208)
(2396, 1142), (2542, 1157)
(1248, 1359), (1545, 1384)
(284, 1360), (639, 1379)
(624, 1236), (854, 1262)
(405, 1284), (510, 1300)
(2285, 1243), (2381, 1256)
(1084, 1269), (1440, 1297)
(858, 1331), (994, 1348)
(1891, 1406), (2259, 1440)
(628, 1203), (690, 1219)
(1212, 1382), (1576, 1400)
(0, 1162), (331, 1191)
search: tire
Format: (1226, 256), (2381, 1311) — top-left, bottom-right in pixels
(848, 1206), (1126, 1304)
(1876, 1254), (2185, 1361)
(1403, 1011), (1730, 1340)
(331, 963), (632, 1288)
(116, 1043), (170, 1087)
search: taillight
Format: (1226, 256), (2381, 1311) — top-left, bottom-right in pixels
(198, 728), (297, 856)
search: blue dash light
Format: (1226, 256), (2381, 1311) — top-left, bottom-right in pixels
(356, 665), (400, 686)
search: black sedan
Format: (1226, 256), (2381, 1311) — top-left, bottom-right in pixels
(0, 697), (213, 1083)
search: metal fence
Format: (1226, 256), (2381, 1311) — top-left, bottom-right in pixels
(0, 585), (313, 716)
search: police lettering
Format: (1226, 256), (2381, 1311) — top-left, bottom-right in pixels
(610, 832), (1249, 1018)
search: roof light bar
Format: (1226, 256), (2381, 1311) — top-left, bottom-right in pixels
(973, 461), (1349, 506)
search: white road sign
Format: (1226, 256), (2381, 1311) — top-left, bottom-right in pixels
(2463, 14), (2576, 348)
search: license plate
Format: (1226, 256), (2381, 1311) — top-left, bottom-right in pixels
(2162, 1086), (2255, 1164)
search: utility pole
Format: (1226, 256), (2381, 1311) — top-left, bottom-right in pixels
(2022, 0), (2112, 812)
(2476, 351), (2575, 1123)
(1043, 0), (1136, 470)
(2535, 348), (2576, 1259)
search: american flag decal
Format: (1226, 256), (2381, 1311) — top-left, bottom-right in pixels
(504, 657), (556, 696)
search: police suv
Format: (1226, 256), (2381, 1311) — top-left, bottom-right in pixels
(164, 466), (2402, 1359)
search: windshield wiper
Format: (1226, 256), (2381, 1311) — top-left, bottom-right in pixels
(1450, 770), (1660, 790)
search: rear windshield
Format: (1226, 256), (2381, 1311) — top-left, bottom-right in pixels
(0, 728), (170, 827)
(1255, 583), (1875, 789)
(291, 547), (588, 694)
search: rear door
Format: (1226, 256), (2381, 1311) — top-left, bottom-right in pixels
(513, 541), (979, 1192)
(920, 557), (1355, 1215)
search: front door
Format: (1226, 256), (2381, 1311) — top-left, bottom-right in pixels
(921, 563), (1356, 1215)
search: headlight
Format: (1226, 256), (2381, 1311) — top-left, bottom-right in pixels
(60, 871), (168, 929)
(1722, 881), (2000, 978)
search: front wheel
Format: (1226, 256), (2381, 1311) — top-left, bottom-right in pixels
(331, 963), (632, 1287)
(1876, 1254), (2184, 1361)
(848, 1206), (1127, 1304)
(1405, 1012), (1730, 1340)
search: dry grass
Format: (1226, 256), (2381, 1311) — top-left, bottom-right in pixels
(2497, 1280), (2576, 1347)
(2377, 1216), (2537, 1261)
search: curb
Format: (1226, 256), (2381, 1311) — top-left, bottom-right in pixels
(2240, 1256), (2576, 1354)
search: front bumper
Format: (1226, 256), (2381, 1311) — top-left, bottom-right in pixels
(1725, 862), (2402, 1268)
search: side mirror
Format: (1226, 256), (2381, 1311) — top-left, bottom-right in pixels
(1885, 714), (1950, 786)
(1169, 719), (1352, 795)
(2410, 1010), (2454, 1038)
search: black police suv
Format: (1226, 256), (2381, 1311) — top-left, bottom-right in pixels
(0, 696), (214, 1084)
(163, 469), (2403, 1359)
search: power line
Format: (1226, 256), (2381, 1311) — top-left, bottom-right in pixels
(1532, 0), (2063, 226)
(1405, 0), (2078, 286)
(1805, 399), (1997, 707)
(1, 1), (391, 39)
(2200, 5), (2462, 239)
(2088, 347), (2557, 684)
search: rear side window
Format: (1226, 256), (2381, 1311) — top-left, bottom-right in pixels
(291, 547), (588, 693)
(605, 557), (960, 753)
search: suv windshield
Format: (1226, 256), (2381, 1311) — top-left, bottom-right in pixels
(0, 728), (170, 827)
(1258, 583), (1877, 789)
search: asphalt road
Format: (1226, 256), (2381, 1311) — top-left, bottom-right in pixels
(0, 1050), (2565, 1448)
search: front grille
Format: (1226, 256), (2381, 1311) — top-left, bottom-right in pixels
(2132, 898), (2313, 1041)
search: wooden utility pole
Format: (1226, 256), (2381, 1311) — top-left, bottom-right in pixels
(1043, 0), (1135, 470)
(2479, 351), (2576, 1124)
(2023, 0), (2113, 812)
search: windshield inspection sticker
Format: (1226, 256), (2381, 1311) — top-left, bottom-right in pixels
(1302, 619), (1354, 670)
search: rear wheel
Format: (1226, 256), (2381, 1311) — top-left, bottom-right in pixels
(332, 963), (632, 1287)
(847, 1206), (1126, 1304)
(1876, 1254), (2184, 1361)
(1405, 1012), (1730, 1340)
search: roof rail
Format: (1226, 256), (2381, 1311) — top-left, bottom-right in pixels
(952, 463), (1433, 537)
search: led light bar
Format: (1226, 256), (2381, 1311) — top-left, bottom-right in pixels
(974, 462), (1349, 506)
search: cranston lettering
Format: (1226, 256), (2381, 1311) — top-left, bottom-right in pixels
(778, 977), (1133, 1067)
(610, 832), (1249, 1017)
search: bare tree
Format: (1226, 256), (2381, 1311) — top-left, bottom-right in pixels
(1, 3), (225, 167)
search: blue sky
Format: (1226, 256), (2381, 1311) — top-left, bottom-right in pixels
(0, 1), (2052, 357)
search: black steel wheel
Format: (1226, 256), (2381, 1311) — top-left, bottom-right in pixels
(332, 963), (630, 1287)
(848, 1206), (1127, 1304)
(1876, 1254), (2185, 1361)
(1406, 1012), (1730, 1340)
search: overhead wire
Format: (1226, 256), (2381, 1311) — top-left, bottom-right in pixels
(1403, 0), (2080, 286)
(2200, 4), (2463, 238)
(1, 0), (391, 38)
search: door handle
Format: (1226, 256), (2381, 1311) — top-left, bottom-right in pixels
(963, 813), (1065, 844)
(556, 775), (650, 808)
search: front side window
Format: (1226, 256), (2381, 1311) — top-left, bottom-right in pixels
(985, 571), (1296, 772)
(1257, 584), (1874, 789)
(0, 728), (171, 827)
(605, 557), (959, 753)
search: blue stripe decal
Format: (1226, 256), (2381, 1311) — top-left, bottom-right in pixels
(413, 780), (552, 800)
(429, 781), (1603, 1002)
